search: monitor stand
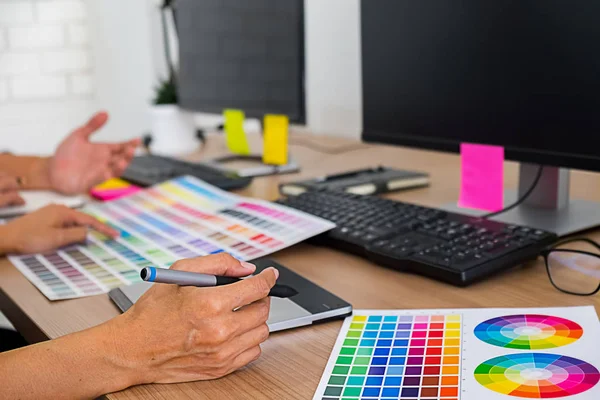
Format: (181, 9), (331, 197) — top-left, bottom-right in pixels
(442, 163), (600, 237)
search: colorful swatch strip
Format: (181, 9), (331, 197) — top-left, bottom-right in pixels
(474, 353), (600, 398)
(9, 176), (334, 300)
(316, 312), (462, 400)
(474, 314), (584, 350)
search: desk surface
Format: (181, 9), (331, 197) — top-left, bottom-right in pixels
(1, 133), (599, 399)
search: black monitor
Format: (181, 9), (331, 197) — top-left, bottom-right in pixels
(176, 0), (305, 123)
(361, 0), (600, 235)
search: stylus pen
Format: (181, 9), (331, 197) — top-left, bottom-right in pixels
(140, 267), (298, 298)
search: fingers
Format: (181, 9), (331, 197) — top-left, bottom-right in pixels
(222, 267), (278, 310)
(53, 226), (88, 248)
(73, 111), (109, 140)
(229, 297), (271, 337)
(0, 175), (20, 192)
(171, 253), (257, 277)
(66, 209), (118, 237)
(52, 206), (118, 237)
(224, 345), (263, 376)
(108, 138), (140, 176)
(0, 191), (25, 208)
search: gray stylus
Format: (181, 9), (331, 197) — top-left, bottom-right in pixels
(140, 267), (298, 298)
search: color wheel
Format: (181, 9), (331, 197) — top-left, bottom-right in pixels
(474, 314), (583, 349)
(475, 353), (600, 398)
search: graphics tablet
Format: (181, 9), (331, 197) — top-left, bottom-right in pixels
(108, 259), (352, 332)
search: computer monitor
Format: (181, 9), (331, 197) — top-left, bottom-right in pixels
(361, 0), (600, 235)
(176, 0), (305, 123)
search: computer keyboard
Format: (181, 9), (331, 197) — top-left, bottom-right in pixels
(121, 155), (253, 190)
(277, 191), (558, 285)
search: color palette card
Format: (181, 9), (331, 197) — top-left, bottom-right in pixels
(9, 176), (335, 301)
(314, 306), (600, 400)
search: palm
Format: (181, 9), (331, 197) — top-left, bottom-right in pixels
(49, 112), (140, 195)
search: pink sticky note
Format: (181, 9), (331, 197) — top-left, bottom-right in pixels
(90, 186), (141, 201)
(458, 143), (504, 212)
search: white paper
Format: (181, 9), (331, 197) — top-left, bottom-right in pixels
(314, 306), (600, 400)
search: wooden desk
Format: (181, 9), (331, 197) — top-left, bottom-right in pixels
(1, 134), (599, 399)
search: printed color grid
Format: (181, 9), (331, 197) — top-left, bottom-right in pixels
(9, 176), (335, 301)
(316, 313), (462, 400)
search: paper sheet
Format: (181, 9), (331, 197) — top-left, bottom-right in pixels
(9, 176), (335, 300)
(0, 191), (85, 217)
(314, 306), (600, 400)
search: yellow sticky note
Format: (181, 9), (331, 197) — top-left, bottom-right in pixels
(94, 178), (131, 190)
(224, 109), (251, 155)
(262, 114), (289, 165)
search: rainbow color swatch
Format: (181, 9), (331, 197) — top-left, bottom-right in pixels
(475, 353), (600, 398)
(9, 176), (334, 300)
(315, 312), (462, 400)
(474, 315), (583, 350)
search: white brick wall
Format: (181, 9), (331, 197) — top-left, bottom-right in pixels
(0, 0), (96, 154)
(37, 0), (87, 23)
(8, 25), (65, 48)
(0, 2), (35, 25)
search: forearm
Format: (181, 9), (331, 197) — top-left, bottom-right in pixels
(0, 225), (16, 256)
(0, 317), (140, 399)
(0, 154), (52, 190)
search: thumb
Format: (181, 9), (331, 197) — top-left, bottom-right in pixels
(53, 227), (88, 248)
(74, 111), (109, 140)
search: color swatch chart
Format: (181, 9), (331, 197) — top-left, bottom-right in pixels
(314, 307), (600, 400)
(9, 176), (334, 300)
(316, 312), (463, 400)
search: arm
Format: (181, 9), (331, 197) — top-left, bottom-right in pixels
(0, 154), (52, 190)
(0, 111), (140, 195)
(0, 318), (137, 400)
(0, 205), (118, 256)
(0, 254), (277, 399)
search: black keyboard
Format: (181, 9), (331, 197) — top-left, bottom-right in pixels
(121, 155), (252, 190)
(278, 191), (558, 285)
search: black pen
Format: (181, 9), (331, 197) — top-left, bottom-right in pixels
(140, 267), (298, 298)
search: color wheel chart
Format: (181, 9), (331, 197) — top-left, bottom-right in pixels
(314, 307), (600, 400)
(474, 315), (583, 350)
(474, 353), (599, 398)
(9, 176), (335, 300)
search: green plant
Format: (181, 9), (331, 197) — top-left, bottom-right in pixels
(153, 76), (178, 105)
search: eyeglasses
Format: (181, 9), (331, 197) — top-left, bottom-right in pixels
(540, 238), (600, 296)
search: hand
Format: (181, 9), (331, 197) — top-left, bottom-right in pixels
(108, 253), (278, 384)
(47, 112), (141, 195)
(0, 173), (25, 208)
(0, 204), (118, 254)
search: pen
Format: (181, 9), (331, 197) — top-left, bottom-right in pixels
(140, 267), (298, 298)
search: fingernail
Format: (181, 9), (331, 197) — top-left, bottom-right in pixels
(241, 261), (256, 271)
(268, 267), (280, 279)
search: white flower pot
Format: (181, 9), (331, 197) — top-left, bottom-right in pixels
(149, 105), (200, 156)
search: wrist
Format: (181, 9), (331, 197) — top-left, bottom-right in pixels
(98, 312), (152, 388)
(73, 315), (145, 395)
(0, 225), (19, 255)
(20, 157), (52, 191)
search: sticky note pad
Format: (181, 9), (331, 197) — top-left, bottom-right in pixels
(262, 114), (289, 165)
(93, 178), (131, 191)
(91, 178), (141, 201)
(458, 143), (504, 212)
(224, 109), (251, 155)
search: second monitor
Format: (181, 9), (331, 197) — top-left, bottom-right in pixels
(361, 0), (600, 235)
